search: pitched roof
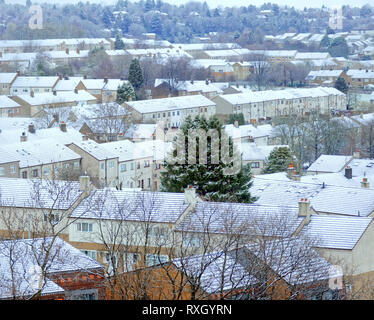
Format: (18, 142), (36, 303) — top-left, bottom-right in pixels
(0, 237), (102, 299)
(175, 201), (302, 237)
(0, 177), (82, 209)
(70, 189), (189, 223)
(0, 138), (81, 168)
(69, 140), (118, 161)
(0, 73), (18, 84)
(15, 90), (97, 106)
(252, 176), (374, 217)
(126, 95), (216, 114)
(11, 76), (59, 88)
(307, 154), (353, 173)
(217, 87), (345, 106)
(0, 95), (21, 109)
(301, 215), (372, 249)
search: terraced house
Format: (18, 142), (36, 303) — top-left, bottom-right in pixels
(212, 87), (346, 123)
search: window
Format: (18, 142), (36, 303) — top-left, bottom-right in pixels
(146, 254), (168, 267)
(120, 163), (127, 172)
(163, 113), (166, 117)
(136, 162), (140, 169)
(130, 162), (134, 170)
(22, 171), (27, 179)
(77, 222), (93, 232)
(68, 289), (98, 300)
(10, 165), (16, 174)
(43, 168), (49, 176)
(183, 234), (202, 247)
(0, 167), (4, 176)
(73, 161), (79, 169)
(148, 178), (151, 187)
(251, 162), (260, 168)
(32, 169), (38, 177)
(100, 163), (105, 170)
(44, 213), (60, 224)
(124, 253), (139, 272)
(109, 161), (115, 168)
(144, 160), (150, 167)
(81, 250), (97, 260)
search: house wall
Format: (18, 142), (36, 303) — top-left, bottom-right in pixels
(0, 161), (19, 178)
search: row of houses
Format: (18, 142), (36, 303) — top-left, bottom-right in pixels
(1, 174), (374, 299)
(306, 69), (374, 88)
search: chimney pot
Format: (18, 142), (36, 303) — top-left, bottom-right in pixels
(20, 132), (27, 142)
(60, 121), (67, 132)
(28, 123), (35, 134)
(345, 166), (352, 179)
(361, 177), (370, 188)
(298, 198), (311, 219)
(184, 186), (197, 205)
(79, 176), (90, 192)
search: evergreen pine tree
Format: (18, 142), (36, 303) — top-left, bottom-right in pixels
(229, 113), (245, 126)
(128, 58), (144, 91)
(151, 14), (162, 36)
(102, 8), (114, 28)
(262, 147), (293, 174)
(160, 115), (256, 203)
(114, 34), (125, 50)
(334, 76), (348, 94)
(116, 82), (136, 104)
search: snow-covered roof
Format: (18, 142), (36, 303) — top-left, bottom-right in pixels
(44, 50), (89, 59)
(126, 95), (216, 114)
(0, 177), (82, 209)
(347, 69), (374, 79)
(154, 79), (223, 94)
(217, 87), (345, 106)
(70, 189), (189, 223)
(307, 154), (353, 173)
(15, 90), (97, 106)
(243, 238), (332, 284)
(0, 237), (102, 299)
(301, 215), (372, 249)
(69, 140), (118, 161)
(224, 123), (273, 140)
(295, 52), (330, 60)
(0, 126), (84, 146)
(0, 38), (109, 48)
(53, 77), (84, 91)
(0, 95), (20, 109)
(252, 176), (374, 217)
(11, 76), (59, 88)
(0, 72), (18, 84)
(172, 43), (241, 51)
(175, 201), (302, 237)
(203, 48), (250, 58)
(101, 139), (172, 162)
(190, 59), (228, 69)
(240, 143), (288, 162)
(306, 70), (344, 79)
(1, 138), (81, 168)
(171, 251), (257, 294)
(80, 79), (126, 91)
(123, 124), (157, 140)
(351, 112), (374, 126)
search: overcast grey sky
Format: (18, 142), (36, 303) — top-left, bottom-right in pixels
(5, 0), (372, 9)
